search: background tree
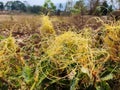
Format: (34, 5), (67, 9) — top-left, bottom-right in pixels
(73, 0), (87, 15)
(95, 0), (113, 16)
(5, 1), (26, 12)
(12, 1), (26, 12)
(59, 3), (63, 10)
(43, 0), (56, 15)
(115, 0), (120, 10)
(116, 0), (120, 9)
(101, 1), (110, 15)
(5, 1), (13, 10)
(56, 3), (63, 16)
(29, 5), (42, 14)
(0, 2), (4, 10)
(23, 1), (31, 13)
(65, 0), (73, 12)
(89, 0), (100, 15)
(110, 0), (120, 10)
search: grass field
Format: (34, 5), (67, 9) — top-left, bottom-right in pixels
(0, 14), (120, 90)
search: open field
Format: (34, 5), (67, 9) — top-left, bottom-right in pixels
(0, 14), (120, 90)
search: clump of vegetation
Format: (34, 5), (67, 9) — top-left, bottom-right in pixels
(0, 15), (119, 90)
(40, 28), (111, 89)
(0, 34), (23, 89)
(40, 15), (55, 36)
(104, 22), (120, 61)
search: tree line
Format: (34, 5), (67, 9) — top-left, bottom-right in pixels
(0, 1), (43, 14)
(0, 0), (117, 15)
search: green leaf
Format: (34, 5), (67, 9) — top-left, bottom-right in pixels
(101, 74), (113, 81)
(36, 63), (52, 87)
(81, 67), (90, 77)
(22, 66), (33, 84)
(0, 35), (4, 40)
(70, 78), (79, 90)
(70, 72), (79, 90)
(96, 81), (111, 90)
(87, 85), (96, 90)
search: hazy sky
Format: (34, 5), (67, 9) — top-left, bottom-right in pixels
(0, 0), (69, 5)
(0, 0), (117, 9)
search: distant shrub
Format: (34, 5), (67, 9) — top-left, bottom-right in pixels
(40, 15), (55, 36)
